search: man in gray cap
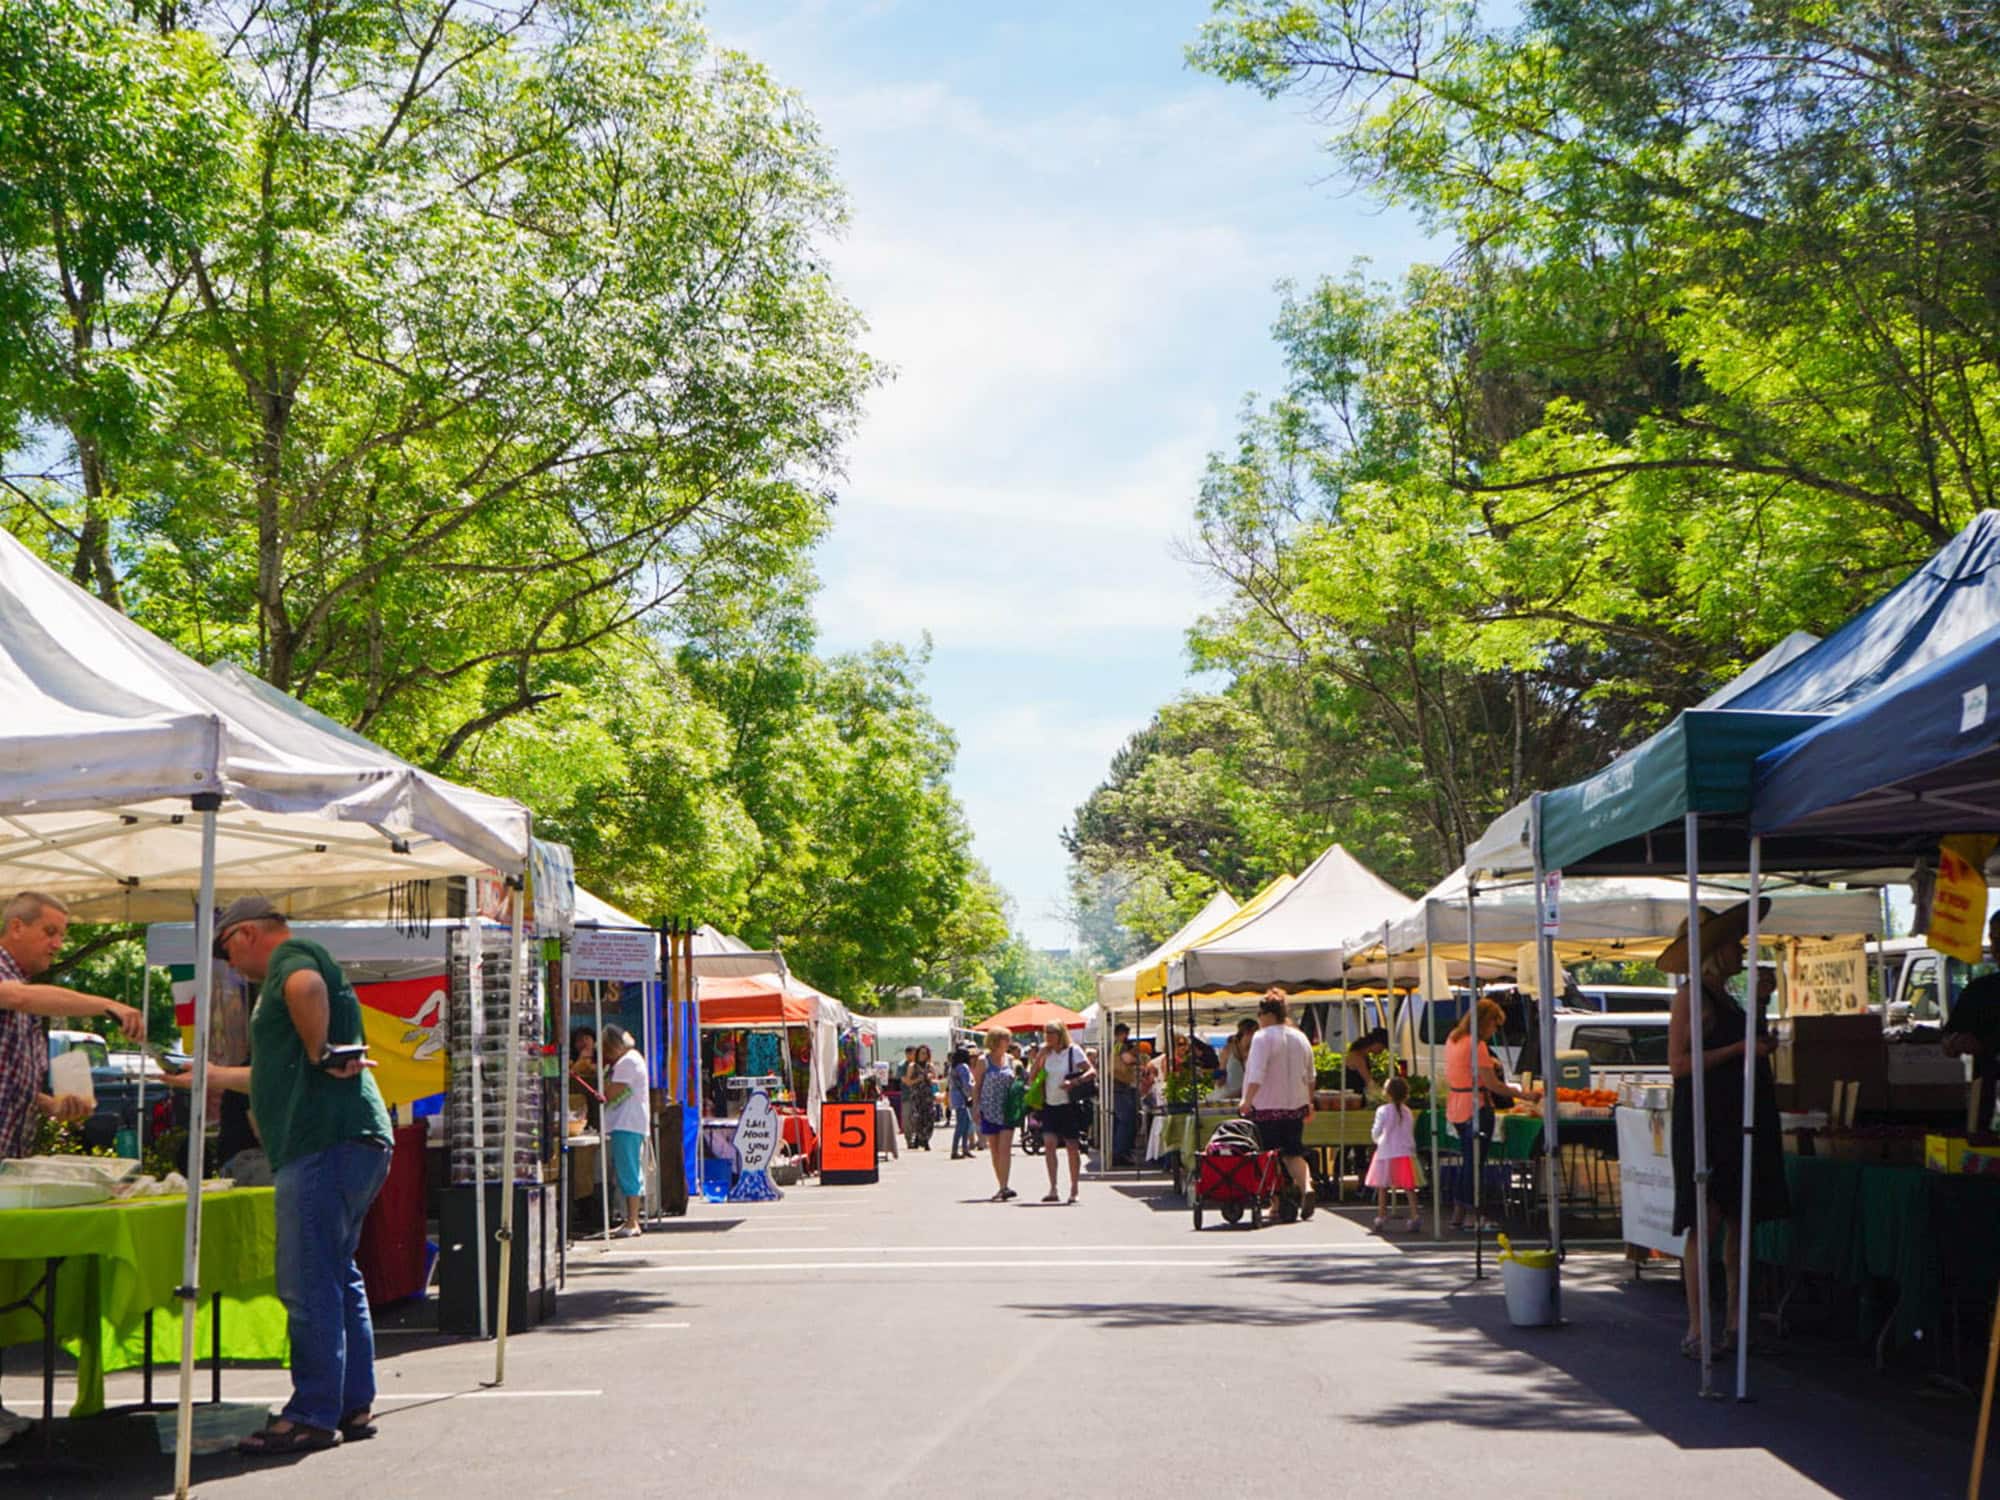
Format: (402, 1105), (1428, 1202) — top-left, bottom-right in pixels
(173, 897), (392, 1457)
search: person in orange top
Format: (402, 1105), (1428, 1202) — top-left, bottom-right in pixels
(1443, 998), (1525, 1232)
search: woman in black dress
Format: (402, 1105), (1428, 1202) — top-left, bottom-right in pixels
(1665, 901), (1788, 1359)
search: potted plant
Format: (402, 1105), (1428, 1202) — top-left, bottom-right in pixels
(1162, 1064), (1206, 1114)
(1313, 1043), (1344, 1092)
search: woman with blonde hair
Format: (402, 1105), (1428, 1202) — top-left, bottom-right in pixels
(1033, 1020), (1096, 1203)
(972, 1026), (1020, 1201)
(1442, 997), (1524, 1231)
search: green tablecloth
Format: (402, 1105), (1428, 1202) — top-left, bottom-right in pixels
(0, 1187), (287, 1416)
(1752, 1156), (2000, 1350)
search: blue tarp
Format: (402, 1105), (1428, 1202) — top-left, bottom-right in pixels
(1493, 510), (2000, 873)
(1752, 616), (2000, 839)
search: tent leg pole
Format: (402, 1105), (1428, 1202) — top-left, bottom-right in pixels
(557, 944), (569, 1288)
(595, 981), (610, 1243)
(491, 871), (527, 1386)
(1736, 838), (1762, 1402)
(172, 799), (219, 1500)
(1532, 791), (1562, 1270)
(1420, 911), (1440, 1238)
(1970, 1286), (2000, 1500)
(1687, 812), (1715, 1398)
(466, 912), (490, 1342)
(137, 961), (151, 1163)
(1468, 875), (1482, 1281)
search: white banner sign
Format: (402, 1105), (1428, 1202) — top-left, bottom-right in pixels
(1616, 1104), (1680, 1256)
(1785, 935), (1870, 1017)
(571, 928), (656, 983)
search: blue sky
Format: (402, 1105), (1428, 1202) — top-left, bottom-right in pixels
(706, 1), (1438, 947)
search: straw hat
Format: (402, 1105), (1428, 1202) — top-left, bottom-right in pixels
(1657, 898), (1772, 974)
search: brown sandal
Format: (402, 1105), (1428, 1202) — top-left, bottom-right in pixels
(238, 1420), (341, 1456)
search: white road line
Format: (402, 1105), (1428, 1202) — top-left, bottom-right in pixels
(372, 1322), (689, 1333)
(615, 1256), (1415, 1273)
(588, 1241), (1398, 1257)
(103, 1390), (608, 1402)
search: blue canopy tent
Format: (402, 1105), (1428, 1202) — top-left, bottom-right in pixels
(1751, 623), (2000, 1494)
(1465, 509), (2000, 1398)
(1753, 616), (2000, 844)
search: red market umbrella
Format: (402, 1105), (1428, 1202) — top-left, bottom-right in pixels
(980, 998), (1087, 1035)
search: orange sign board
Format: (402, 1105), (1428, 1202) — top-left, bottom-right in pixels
(820, 1103), (878, 1184)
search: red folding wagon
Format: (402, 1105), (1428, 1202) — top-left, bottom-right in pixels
(1191, 1117), (1281, 1230)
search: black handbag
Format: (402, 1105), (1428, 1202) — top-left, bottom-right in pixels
(1064, 1046), (1099, 1110)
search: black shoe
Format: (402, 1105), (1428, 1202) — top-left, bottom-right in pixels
(1299, 1189), (1317, 1221)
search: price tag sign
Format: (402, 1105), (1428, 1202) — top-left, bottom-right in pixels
(820, 1102), (878, 1185)
(1540, 871), (1562, 937)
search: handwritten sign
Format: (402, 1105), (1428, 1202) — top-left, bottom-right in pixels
(1931, 837), (1994, 963)
(1785, 935), (1870, 1017)
(733, 1091), (780, 1174)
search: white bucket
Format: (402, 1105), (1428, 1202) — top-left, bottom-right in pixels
(1501, 1256), (1559, 1327)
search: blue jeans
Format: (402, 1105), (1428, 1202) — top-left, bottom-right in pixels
(1113, 1086), (1138, 1162)
(951, 1102), (974, 1154)
(274, 1139), (392, 1430)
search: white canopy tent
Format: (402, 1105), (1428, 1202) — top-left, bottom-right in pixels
(1170, 843), (1408, 994)
(1345, 866), (1885, 967)
(0, 528), (532, 1496)
(1094, 890), (1237, 1010)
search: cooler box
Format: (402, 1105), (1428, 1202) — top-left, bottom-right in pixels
(1553, 1051), (1592, 1090)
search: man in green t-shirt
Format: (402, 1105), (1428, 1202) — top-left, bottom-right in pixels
(203, 896), (393, 1458)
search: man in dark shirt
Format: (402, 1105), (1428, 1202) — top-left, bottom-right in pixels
(172, 896), (391, 1457)
(1944, 911), (2000, 1133)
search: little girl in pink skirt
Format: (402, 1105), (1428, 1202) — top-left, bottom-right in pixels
(1366, 1074), (1422, 1232)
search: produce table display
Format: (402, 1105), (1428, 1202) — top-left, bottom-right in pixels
(0, 1187), (285, 1417)
(1752, 1155), (2000, 1356)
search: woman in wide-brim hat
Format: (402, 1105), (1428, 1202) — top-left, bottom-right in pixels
(1664, 899), (1789, 1360)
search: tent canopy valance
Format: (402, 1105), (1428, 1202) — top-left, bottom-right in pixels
(1171, 843), (1408, 994)
(698, 979), (815, 1028)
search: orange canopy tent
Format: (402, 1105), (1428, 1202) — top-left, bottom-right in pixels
(980, 998), (1087, 1034)
(696, 974), (815, 1027)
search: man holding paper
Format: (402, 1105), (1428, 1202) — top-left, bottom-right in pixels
(0, 890), (146, 1161)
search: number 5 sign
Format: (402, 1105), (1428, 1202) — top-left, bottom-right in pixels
(820, 1102), (879, 1185)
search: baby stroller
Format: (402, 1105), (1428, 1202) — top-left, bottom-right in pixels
(1191, 1117), (1281, 1230)
(1020, 1110), (1044, 1155)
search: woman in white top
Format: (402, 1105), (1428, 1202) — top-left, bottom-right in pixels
(1034, 1020), (1096, 1203)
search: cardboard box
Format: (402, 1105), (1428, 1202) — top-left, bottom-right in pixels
(1777, 1014), (1888, 1114)
(1963, 1146), (2000, 1177)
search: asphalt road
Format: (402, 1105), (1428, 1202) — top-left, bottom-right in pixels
(3, 1143), (1986, 1498)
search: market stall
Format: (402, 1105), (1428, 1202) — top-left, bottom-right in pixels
(1464, 507), (2000, 1398)
(697, 966), (852, 1190)
(0, 528), (532, 1494)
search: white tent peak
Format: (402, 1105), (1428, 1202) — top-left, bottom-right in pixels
(1172, 843), (1410, 994)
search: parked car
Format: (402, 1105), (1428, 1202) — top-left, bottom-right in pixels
(1399, 991), (1671, 1087)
